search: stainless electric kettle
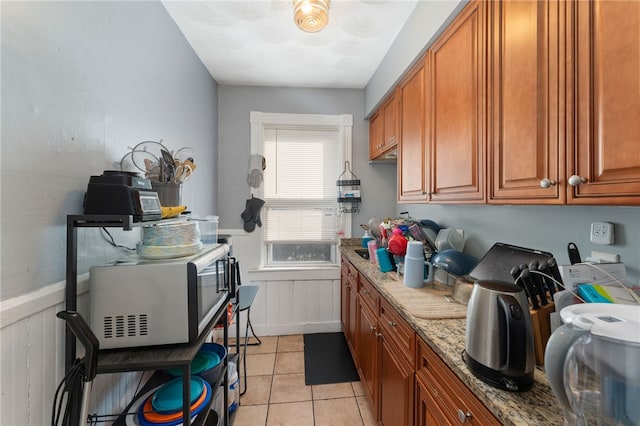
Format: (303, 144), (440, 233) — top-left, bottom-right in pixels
(464, 280), (535, 392)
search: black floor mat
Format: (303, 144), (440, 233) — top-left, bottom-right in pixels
(303, 332), (360, 386)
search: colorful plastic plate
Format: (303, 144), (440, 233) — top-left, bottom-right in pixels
(166, 352), (219, 377)
(151, 376), (205, 414)
(134, 380), (212, 426)
(143, 382), (208, 423)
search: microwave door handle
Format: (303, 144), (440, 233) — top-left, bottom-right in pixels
(215, 259), (225, 293)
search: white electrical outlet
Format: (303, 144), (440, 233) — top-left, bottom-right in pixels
(590, 222), (614, 245)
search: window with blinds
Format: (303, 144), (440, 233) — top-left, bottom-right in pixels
(262, 127), (340, 266)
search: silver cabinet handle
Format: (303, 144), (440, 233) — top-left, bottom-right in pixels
(540, 178), (556, 188)
(457, 409), (472, 423)
(568, 175), (587, 186)
(388, 320), (396, 327)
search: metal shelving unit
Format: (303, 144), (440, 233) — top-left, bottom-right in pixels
(65, 214), (232, 426)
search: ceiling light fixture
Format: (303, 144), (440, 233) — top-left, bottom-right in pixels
(293, 0), (330, 33)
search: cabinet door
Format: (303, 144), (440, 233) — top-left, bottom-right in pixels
(398, 58), (429, 202)
(347, 276), (358, 359)
(340, 258), (358, 358)
(356, 301), (378, 415)
(378, 331), (414, 426)
(429, 0), (486, 203)
(383, 92), (398, 148)
(415, 374), (452, 426)
(569, 0), (640, 204)
(416, 339), (501, 426)
(369, 110), (384, 160)
(369, 93), (399, 161)
(489, 0), (565, 203)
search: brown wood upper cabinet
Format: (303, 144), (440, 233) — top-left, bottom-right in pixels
(568, 0), (640, 205)
(429, 0), (486, 203)
(398, 58), (429, 202)
(369, 90), (399, 161)
(488, 0), (565, 204)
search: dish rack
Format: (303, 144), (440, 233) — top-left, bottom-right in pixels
(336, 161), (361, 213)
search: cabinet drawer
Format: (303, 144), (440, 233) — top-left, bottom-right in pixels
(358, 275), (379, 315)
(379, 298), (415, 364)
(416, 339), (500, 425)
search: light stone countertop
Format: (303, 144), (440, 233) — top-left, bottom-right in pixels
(340, 241), (564, 426)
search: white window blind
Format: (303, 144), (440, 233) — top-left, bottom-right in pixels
(263, 127), (339, 243)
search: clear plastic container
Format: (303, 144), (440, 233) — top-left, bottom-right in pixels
(200, 215), (219, 243)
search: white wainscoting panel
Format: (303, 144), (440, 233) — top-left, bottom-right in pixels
(0, 278), (143, 425)
(221, 229), (342, 337)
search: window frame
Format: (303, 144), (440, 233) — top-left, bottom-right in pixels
(250, 111), (353, 269)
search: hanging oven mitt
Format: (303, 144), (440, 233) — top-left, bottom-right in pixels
(241, 196), (265, 233)
(247, 154), (266, 188)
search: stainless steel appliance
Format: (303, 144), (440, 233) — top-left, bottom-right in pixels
(89, 243), (235, 349)
(464, 280), (535, 392)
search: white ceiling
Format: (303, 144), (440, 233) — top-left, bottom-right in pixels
(162, 0), (419, 89)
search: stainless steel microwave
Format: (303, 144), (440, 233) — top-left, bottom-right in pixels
(89, 243), (235, 349)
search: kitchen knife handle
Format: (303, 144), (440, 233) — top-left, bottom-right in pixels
(520, 269), (540, 309)
(529, 261), (547, 305)
(567, 242), (581, 265)
(547, 257), (564, 289)
(537, 261), (555, 296)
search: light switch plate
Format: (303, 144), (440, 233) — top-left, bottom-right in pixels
(590, 222), (614, 245)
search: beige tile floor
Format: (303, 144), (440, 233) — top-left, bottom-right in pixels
(229, 334), (377, 426)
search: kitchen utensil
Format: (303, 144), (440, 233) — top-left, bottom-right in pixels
(528, 260), (548, 305)
(161, 149), (175, 182)
(387, 228), (408, 256)
(518, 268), (540, 309)
(435, 228), (465, 252)
(377, 248), (395, 272)
(537, 260), (555, 296)
(547, 257), (564, 287)
(464, 280), (535, 392)
(545, 304), (640, 425)
(403, 255), (433, 288)
(367, 239), (378, 264)
(429, 249), (477, 277)
(567, 242), (581, 264)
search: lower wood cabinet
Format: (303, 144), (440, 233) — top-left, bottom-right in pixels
(379, 323), (415, 426)
(340, 255), (358, 359)
(416, 373), (451, 425)
(342, 256), (499, 426)
(416, 339), (501, 425)
(356, 299), (378, 410)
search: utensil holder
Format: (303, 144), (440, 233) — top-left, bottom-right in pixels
(152, 182), (182, 206)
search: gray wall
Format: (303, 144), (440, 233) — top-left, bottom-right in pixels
(217, 85), (397, 232)
(364, 0), (466, 115)
(1, 1), (219, 300)
(396, 204), (640, 284)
